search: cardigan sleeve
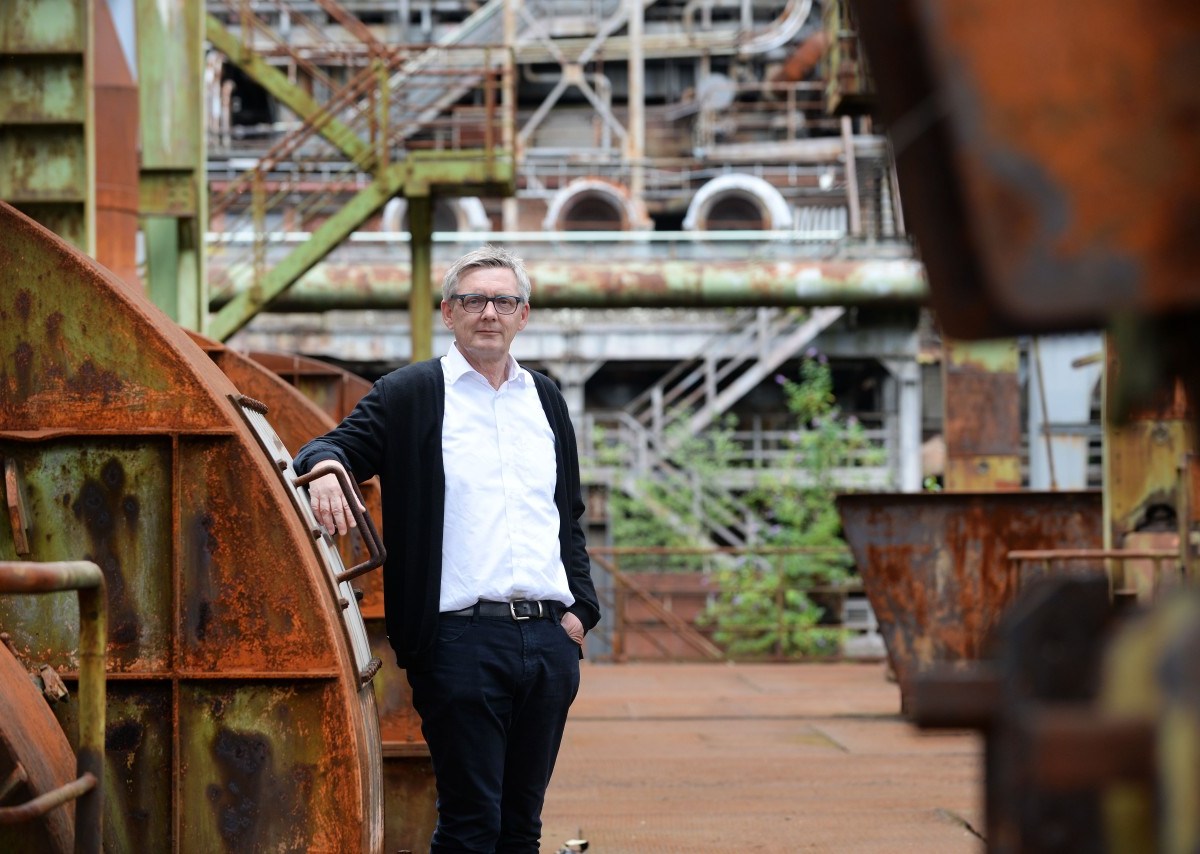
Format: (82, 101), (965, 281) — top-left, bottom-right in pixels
(294, 377), (390, 481)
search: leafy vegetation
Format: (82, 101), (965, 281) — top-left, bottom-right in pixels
(609, 356), (879, 658)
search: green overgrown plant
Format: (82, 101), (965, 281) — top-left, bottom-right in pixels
(703, 357), (874, 657)
(609, 356), (878, 658)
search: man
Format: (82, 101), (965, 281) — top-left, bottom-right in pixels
(294, 245), (601, 854)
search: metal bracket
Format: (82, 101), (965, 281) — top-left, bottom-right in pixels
(4, 459), (31, 557)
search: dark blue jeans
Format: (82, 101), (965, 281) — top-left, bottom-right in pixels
(407, 613), (581, 853)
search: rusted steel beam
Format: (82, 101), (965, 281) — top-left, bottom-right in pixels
(209, 258), (929, 311)
(93, 0), (139, 291)
(1023, 709), (1155, 790)
(1008, 550), (1178, 561)
(246, 351), (371, 423)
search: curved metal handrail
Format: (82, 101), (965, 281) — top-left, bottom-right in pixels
(294, 466), (387, 581)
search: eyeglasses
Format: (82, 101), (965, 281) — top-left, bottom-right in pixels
(450, 293), (524, 315)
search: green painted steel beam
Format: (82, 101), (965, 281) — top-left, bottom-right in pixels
(401, 150), (517, 198)
(139, 170), (198, 218)
(207, 153), (514, 340)
(138, 0), (206, 330)
(205, 15), (372, 168)
(0, 0), (92, 253)
(207, 166), (404, 341)
(408, 197), (434, 361)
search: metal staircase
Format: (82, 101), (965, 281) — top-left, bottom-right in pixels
(628, 306), (846, 443)
(203, 0), (516, 340)
(605, 306), (845, 548)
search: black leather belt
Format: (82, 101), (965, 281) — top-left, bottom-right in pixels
(443, 599), (562, 621)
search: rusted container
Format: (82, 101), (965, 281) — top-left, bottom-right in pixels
(0, 202), (384, 851)
(836, 491), (1103, 714)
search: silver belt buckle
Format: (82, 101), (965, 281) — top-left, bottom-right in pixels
(509, 600), (541, 620)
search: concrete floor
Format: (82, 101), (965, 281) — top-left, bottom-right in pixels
(540, 662), (984, 854)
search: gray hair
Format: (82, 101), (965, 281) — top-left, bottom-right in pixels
(441, 245), (532, 302)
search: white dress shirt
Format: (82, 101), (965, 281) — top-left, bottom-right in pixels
(439, 343), (575, 612)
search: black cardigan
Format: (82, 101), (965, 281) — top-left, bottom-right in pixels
(294, 358), (601, 671)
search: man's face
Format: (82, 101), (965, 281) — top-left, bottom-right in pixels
(441, 266), (530, 364)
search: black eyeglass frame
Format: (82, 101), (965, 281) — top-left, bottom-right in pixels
(449, 293), (525, 315)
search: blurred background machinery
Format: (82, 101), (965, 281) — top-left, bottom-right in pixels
(843, 1), (1200, 851)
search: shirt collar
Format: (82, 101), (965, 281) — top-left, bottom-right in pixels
(443, 342), (528, 386)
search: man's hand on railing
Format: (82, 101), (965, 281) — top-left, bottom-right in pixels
(307, 460), (365, 537)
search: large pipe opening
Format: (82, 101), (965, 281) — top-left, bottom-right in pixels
(543, 179), (651, 232)
(561, 194), (627, 231)
(381, 197), (490, 233)
(683, 174), (794, 231)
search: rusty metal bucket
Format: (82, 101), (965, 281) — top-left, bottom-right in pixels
(836, 491), (1103, 714)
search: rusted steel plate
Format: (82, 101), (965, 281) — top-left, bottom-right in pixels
(179, 682), (363, 852)
(177, 438), (341, 673)
(853, 0), (1200, 337)
(368, 620), (424, 744)
(383, 750), (438, 854)
(0, 641), (76, 853)
(190, 335), (334, 458)
(51, 682), (173, 852)
(247, 351), (371, 424)
(943, 339), (1021, 490)
(0, 441), (172, 672)
(0, 202), (381, 850)
(836, 491), (1103, 713)
(0, 205), (228, 434)
(202, 340), (386, 617)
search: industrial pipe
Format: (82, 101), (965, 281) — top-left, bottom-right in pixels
(0, 561), (106, 854)
(209, 258), (927, 311)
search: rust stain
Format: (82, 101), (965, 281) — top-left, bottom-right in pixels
(14, 288), (32, 321)
(44, 311), (63, 340)
(66, 358), (126, 398)
(72, 458), (141, 646)
(186, 512), (218, 644)
(208, 728), (272, 847)
(13, 341), (34, 398)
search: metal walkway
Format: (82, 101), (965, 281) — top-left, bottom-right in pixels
(541, 662), (984, 853)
